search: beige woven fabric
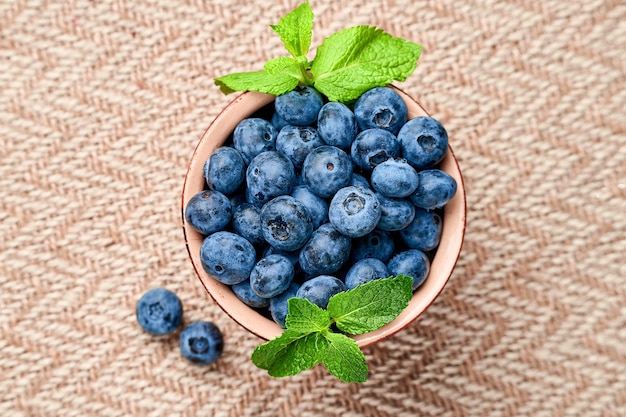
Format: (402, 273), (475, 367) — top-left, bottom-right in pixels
(1, 0), (625, 416)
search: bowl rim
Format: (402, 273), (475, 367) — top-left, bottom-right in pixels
(181, 86), (467, 347)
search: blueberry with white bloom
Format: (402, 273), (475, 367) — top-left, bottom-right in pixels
(302, 145), (353, 198)
(249, 254), (295, 298)
(270, 282), (300, 328)
(350, 229), (395, 263)
(291, 185), (329, 229)
(185, 190), (232, 235)
(399, 208), (443, 252)
(328, 186), (381, 238)
(351, 128), (400, 171)
(246, 151), (296, 206)
(344, 258), (389, 290)
(354, 87), (408, 135)
(200, 231), (256, 285)
(260, 195), (313, 251)
(275, 86), (324, 126)
(411, 169), (457, 210)
(387, 249), (431, 290)
(233, 118), (278, 164)
(375, 192), (416, 231)
(299, 223), (351, 276)
(296, 275), (347, 309)
(370, 158), (419, 198)
(276, 125), (324, 169)
(317, 102), (358, 149)
(136, 288), (183, 335)
(398, 116), (448, 169)
(204, 146), (246, 195)
(232, 203), (264, 245)
(179, 321), (223, 365)
(232, 280), (270, 308)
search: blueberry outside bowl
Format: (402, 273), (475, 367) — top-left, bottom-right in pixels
(182, 87), (466, 347)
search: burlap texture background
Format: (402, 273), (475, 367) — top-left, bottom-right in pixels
(1, 0), (625, 416)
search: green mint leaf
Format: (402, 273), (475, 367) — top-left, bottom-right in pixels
(285, 297), (332, 333)
(264, 57), (298, 76)
(251, 329), (329, 377)
(214, 70), (299, 96)
(327, 275), (413, 335)
(270, 2), (314, 58)
(310, 26), (422, 102)
(322, 332), (368, 383)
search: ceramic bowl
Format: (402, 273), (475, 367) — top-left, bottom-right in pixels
(182, 86), (466, 347)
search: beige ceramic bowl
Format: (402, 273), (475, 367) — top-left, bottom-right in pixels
(182, 86), (466, 347)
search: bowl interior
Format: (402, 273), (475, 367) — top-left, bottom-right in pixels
(182, 87), (466, 347)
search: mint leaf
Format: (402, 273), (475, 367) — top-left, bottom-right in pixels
(215, 70), (299, 96)
(285, 297), (331, 333)
(322, 332), (368, 383)
(251, 329), (329, 377)
(270, 2), (314, 58)
(310, 26), (422, 102)
(327, 275), (413, 335)
(264, 57), (298, 76)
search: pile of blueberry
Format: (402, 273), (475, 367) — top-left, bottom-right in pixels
(185, 86), (457, 328)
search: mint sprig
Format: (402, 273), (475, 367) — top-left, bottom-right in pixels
(251, 275), (413, 383)
(214, 2), (422, 103)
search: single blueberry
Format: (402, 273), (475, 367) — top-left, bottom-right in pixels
(179, 321), (223, 365)
(204, 146), (246, 195)
(354, 87), (408, 135)
(260, 195), (313, 251)
(371, 158), (419, 198)
(250, 254), (295, 298)
(270, 282), (300, 328)
(246, 151), (296, 206)
(291, 185), (329, 229)
(200, 231), (256, 285)
(328, 186), (381, 238)
(275, 86), (324, 126)
(276, 125), (324, 169)
(350, 229), (395, 263)
(387, 249), (431, 290)
(233, 118), (278, 164)
(185, 190), (232, 235)
(411, 169), (458, 210)
(317, 102), (358, 149)
(232, 279), (270, 308)
(232, 203), (264, 246)
(398, 116), (448, 169)
(399, 208), (443, 252)
(351, 128), (400, 171)
(299, 223), (352, 276)
(375, 192), (416, 231)
(344, 258), (390, 290)
(302, 145), (353, 198)
(296, 275), (347, 309)
(136, 288), (183, 335)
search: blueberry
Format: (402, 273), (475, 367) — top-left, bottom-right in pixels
(351, 128), (400, 171)
(276, 125), (324, 169)
(399, 208), (443, 252)
(411, 169), (457, 210)
(328, 186), (381, 238)
(317, 102), (358, 149)
(246, 151), (296, 206)
(270, 282), (300, 328)
(250, 254), (295, 298)
(344, 258), (389, 290)
(397, 116), (448, 170)
(375, 192), (416, 231)
(350, 229), (395, 263)
(350, 173), (370, 189)
(263, 246), (300, 266)
(387, 249), (430, 290)
(185, 190), (232, 235)
(291, 185), (329, 229)
(204, 146), (246, 195)
(232, 203), (264, 245)
(275, 86), (324, 126)
(233, 118), (278, 164)
(370, 158), (419, 198)
(260, 195), (313, 251)
(299, 223), (351, 276)
(295, 275), (347, 309)
(302, 145), (353, 198)
(232, 279), (270, 308)
(136, 288), (183, 335)
(200, 231), (256, 285)
(354, 87), (407, 135)
(179, 321), (223, 365)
